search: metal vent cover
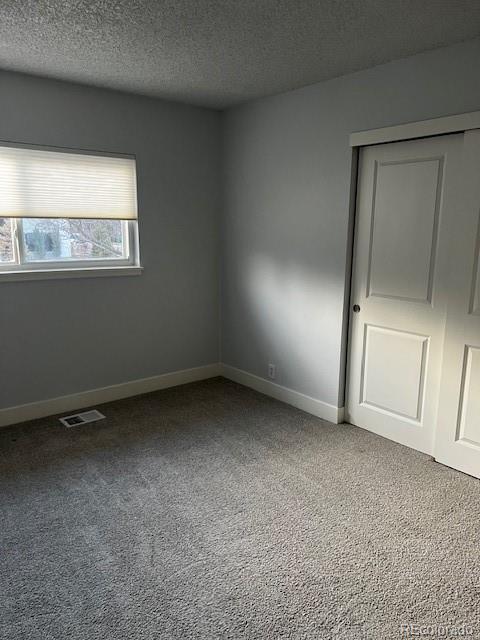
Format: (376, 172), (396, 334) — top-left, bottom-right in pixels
(60, 409), (105, 427)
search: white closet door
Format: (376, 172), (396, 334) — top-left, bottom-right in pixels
(434, 129), (480, 479)
(346, 134), (463, 455)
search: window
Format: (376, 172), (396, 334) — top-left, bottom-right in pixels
(0, 143), (140, 279)
(0, 217), (134, 268)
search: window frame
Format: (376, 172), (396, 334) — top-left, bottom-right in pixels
(0, 141), (141, 281)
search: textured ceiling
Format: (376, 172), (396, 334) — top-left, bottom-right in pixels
(1, 1), (480, 108)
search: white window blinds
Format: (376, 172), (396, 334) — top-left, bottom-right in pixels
(0, 144), (137, 220)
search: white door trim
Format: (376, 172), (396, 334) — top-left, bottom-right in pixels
(350, 110), (480, 148)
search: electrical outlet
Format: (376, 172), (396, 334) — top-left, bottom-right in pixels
(268, 363), (276, 380)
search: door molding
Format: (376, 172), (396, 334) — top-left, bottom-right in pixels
(350, 110), (480, 148)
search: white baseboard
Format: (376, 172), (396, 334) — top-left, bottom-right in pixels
(0, 363), (222, 428)
(221, 364), (344, 424)
(1, 362), (344, 429)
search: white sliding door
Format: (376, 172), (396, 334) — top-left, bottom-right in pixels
(346, 134), (463, 455)
(434, 129), (480, 478)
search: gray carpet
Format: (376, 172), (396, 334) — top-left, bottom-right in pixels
(1, 378), (479, 640)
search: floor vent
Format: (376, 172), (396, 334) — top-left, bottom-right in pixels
(60, 409), (106, 428)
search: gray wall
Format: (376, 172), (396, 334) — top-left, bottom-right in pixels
(221, 38), (480, 408)
(3, 37), (480, 413)
(0, 71), (221, 408)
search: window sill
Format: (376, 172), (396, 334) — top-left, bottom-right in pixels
(0, 265), (143, 283)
